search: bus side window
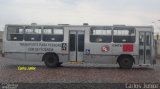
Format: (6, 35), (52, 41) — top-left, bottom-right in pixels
(43, 28), (64, 42)
(113, 27), (135, 43)
(24, 27), (42, 41)
(90, 28), (112, 43)
(7, 26), (24, 41)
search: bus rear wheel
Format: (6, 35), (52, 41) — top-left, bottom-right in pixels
(44, 54), (59, 68)
(118, 56), (133, 69)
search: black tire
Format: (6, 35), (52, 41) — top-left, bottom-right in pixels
(118, 56), (134, 69)
(44, 54), (59, 68)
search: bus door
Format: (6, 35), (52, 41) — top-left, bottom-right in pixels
(69, 30), (84, 62)
(139, 32), (152, 64)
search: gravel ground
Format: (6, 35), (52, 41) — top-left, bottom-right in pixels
(0, 56), (160, 83)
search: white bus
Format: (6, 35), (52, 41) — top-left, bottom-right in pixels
(2, 24), (156, 68)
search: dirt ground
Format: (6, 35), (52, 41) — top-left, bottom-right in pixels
(0, 56), (160, 83)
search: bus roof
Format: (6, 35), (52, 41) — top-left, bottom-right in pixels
(5, 24), (153, 28)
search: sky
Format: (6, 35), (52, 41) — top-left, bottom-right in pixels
(0, 0), (160, 32)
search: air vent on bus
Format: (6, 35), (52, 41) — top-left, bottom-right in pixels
(113, 24), (125, 26)
(31, 23), (37, 25)
(83, 23), (89, 26)
(58, 24), (70, 25)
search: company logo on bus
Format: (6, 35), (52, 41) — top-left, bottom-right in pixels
(101, 45), (110, 52)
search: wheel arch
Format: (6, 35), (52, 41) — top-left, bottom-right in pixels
(117, 54), (135, 64)
(42, 52), (59, 61)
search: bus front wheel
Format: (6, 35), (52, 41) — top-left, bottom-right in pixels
(118, 56), (134, 69)
(44, 54), (59, 68)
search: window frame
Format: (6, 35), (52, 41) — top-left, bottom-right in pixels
(24, 26), (42, 41)
(7, 26), (24, 41)
(42, 27), (64, 42)
(89, 27), (113, 43)
(113, 27), (136, 43)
